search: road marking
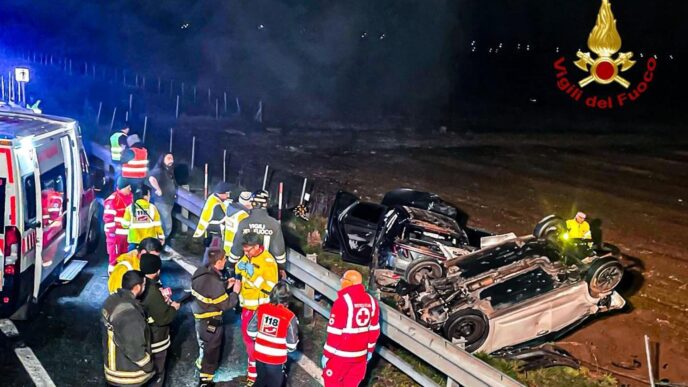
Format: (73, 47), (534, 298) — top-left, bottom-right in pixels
(0, 319), (57, 387)
(167, 247), (324, 385)
(0, 318), (20, 337)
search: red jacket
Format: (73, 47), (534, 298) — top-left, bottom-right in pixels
(247, 303), (299, 365)
(121, 147), (149, 179)
(103, 190), (133, 241)
(323, 284), (380, 362)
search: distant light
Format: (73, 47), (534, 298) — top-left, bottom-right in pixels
(653, 54), (658, 59)
(669, 55), (674, 60)
(556, 47), (560, 53)
(498, 42), (503, 48)
(181, 23), (190, 29)
(361, 32), (368, 38)
(639, 52), (644, 58)
(258, 24), (264, 30)
(379, 33), (385, 40)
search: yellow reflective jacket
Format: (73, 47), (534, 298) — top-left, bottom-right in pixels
(235, 249), (278, 310)
(566, 219), (591, 239)
(194, 194), (227, 238)
(224, 204), (249, 262)
(122, 199), (164, 244)
(107, 250), (141, 294)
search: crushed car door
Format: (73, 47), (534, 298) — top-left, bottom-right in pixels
(323, 191), (359, 251)
(337, 201), (388, 265)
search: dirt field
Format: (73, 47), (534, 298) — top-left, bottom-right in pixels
(158, 125), (688, 386)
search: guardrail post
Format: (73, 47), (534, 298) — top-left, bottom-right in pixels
(303, 253), (317, 324)
(181, 184), (190, 233)
(447, 378), (460, 387)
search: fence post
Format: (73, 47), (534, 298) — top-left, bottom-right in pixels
(175, 95), (180, 119)
(169, 128), (173, 153)
(215, 99), (219, 120)
(181, 184), (190, 233)
(158, 77), (161, 94)
(224, 92), (227, 113)
(142, 116), (148, 143)
(222, 149), (227, 182)
(96, 102), (102, 125)
(303, 253), (317, 324)
(446, 379), (460, 387)
(110, 107), (117, 131)
(191, 136), (196, 170)
(129, 94), (133, 117)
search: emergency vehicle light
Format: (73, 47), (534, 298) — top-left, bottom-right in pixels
(0, 140), (11, 146)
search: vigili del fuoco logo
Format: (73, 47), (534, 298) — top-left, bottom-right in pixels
(553, 0), (656, 109)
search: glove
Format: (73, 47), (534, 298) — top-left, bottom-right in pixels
(244, 262), (255, 277)
(367, 353), (373, 362)
(321, 355), (329, 369)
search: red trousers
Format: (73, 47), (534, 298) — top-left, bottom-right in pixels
(241, 308), (257, 381)
(106, 236), (129, 266)
(323, 357), (367, 387)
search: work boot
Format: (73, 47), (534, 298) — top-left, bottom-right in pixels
(198, 379), (215, 387)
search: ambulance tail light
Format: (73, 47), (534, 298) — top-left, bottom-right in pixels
(4, 226), (20, 267)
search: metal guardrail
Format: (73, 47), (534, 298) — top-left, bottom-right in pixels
(88, 141), (522, 387)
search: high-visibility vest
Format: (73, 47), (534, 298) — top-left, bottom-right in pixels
(235, 249), (278, 310)
(224, 206), (249, 261)
(107, 250), (141, 294)
(122, 147), (149, 179)
(250, 304), (297, 365)
(110, 132), (126, 162)
(566, 219), (591, 239)
(122, 200), (164, 244)
(194, 194), (227, 238)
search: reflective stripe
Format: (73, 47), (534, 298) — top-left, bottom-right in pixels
(191, 289), (229, 305)
(104, 222), (116, 228)
(121, 262), (133, 271)
(128, 160), (149, 166)
(368, 343), (376, 349)
(197, 219), (209, 227)
(254, 276), (264, 288)
(108, 331), (116, 370)
(256, 333), (286, 344)
(369, 324), (380, 331)
(323, 344), (367, 358)
(326, 326), (373, 335)
(344, 294), (354, 330)
(247, 372), (258, 378)
(104, 209), (117, 215)
(151, 336), (171, 353)
(286, 342), (297, 350)
(104, 366), (152, 384)
(247, 330), (258, 338)
(275, 254), (286, 264)
(239, 296), (270, 307)
(254, 342), (288, 357)
(264, 258), (275, 263)
(128, 222), (158, 229)
(115, 229), (129, 235)
(194, 311), (223, 319)
(146, 316), (155, 324)
(266, 281), (276, 288)
(134, 353), (151, 368)
(114, 217), (126, 223)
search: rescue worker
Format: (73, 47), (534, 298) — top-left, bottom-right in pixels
(247, 281), (299, 387)
(224, 191), (252, 266)
(230, 190), (286, 277)
(139, 254), (180, 387)
(108, 237), (163, 294)
(122, 185), (164, 251)
(235, 232), (279, 385)
(101, 270), (154, 386)
(566, 211), (592, 239)
(109, 122), (130, 165)
(104, 177), (134, 273)
(191, 249), (241, 386)
(194, 182), (231, 264)
(121, 134), (149, 185)
(322, 270), (380, 387)
(149, 152), (177, 250)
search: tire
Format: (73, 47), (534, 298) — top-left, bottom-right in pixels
(86, 211), (101, 253)
(404, 257), (444, 286)
(533, 215), (566, 242)
(442, 309), (490, 353)
(585, 257), (623, 297)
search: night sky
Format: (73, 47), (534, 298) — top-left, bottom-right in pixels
(2, 0), (686, 130)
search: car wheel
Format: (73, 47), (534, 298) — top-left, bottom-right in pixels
(443, 309), (489, 353)
(86, 211), (101, 253)
(404, 257), (444, 286)
(533, 215), (566, 243)
(586, 257), (623, 297)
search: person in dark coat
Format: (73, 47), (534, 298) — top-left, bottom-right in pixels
(101, 270), (154, 386)
(139, 254), (179, 387)
(148, 152), (178, 250)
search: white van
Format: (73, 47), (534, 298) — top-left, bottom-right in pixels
(0, 104), (99, 319)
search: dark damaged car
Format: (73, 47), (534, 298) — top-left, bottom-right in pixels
(324, 189), (625, 353)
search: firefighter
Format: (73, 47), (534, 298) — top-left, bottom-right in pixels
(191, 248), (241, 387)
(321, 270), (380, 387)
(104, 177), (134, 273)
(194, 182), (231, 265)
(139, 254), (180, 387)
(108, 237), (163, 294)
(122, 185), (165, 250)
(566, 211), (592, 239)
(230, 190), (286, 277)
(224, 191), (252, 265)
(235, 232), (279, 385)
(246, 281), (299, 387)
(109, 122), (130, 164)
(121, 134), (149, 185)
(101, 270), (154, 386)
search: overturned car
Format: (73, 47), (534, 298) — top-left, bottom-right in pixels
(324, 189), (625, 353)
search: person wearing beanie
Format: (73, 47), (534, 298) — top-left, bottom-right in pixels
(139, 253), (179, 387)
(108, 237), (163, 294)
(121, 134), (149, 184)
(195, 181), (232, 265)
(223, 191), (253, 266)
(104, 178), (133, 273)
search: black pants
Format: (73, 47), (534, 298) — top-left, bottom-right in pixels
(195, 320), (224, 380)
(254, 361), (285, 387)
(149, 349), (167, 387)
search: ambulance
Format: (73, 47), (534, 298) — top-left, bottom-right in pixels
(0, 104), (99, 319)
